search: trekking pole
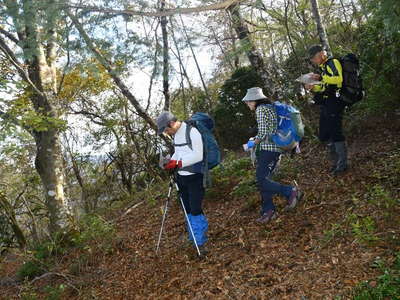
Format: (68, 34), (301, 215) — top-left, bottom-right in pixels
(155, 176), (174, 255)
(173, 179), (202, 257)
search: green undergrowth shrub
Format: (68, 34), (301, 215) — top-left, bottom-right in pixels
(17, 214), (116, 281)
(33, 232), (75, 260)
(44, 284), (66, 300)
(208, 151), (300, 203)
(133, 178), (170, 206)
(270, 155), (299, 182)
(72, 214), (115, 251)
(348, 214), (379, 246)
(352, 252), (400, 299)
(17, 259), (47, 281)
(321, 223), (345, 248)
(17, 231), (77, 281)
(366, 184), (398, 211)
(20, 291), (38, 300)
(208, 152), (254, 200)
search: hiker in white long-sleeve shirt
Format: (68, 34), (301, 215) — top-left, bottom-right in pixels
(156, 111), (208, 248)
(170, 121), (203, 174)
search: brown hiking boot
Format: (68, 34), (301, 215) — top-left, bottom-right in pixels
(256, 210), (277, 223)
(284, 187), (302, 211)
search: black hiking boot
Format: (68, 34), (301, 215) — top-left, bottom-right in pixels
(332, 166), (348, 176)
(331, 142), (348, 176)
(327, 143), (338, 172)
(198, 245), (209, 256)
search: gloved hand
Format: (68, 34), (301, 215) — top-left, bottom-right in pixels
(247, 140), (256, 149)
(164, 159), (183, 170)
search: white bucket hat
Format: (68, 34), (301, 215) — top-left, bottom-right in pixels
(242, 87), (267, 102)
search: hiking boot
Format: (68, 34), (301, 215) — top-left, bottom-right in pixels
(284, 187), (302, 211)
(178, 233), (192, 248)
(331, 166), (348, 176)
(256, 210), (277, 223)
(327, 143), (338, 166)
(331, 142), (348, 176)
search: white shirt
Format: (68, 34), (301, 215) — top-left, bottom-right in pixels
(171, 122), (203, 176)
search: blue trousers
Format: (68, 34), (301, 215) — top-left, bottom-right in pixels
(177, 173), (208, 246)
(256, 151), (293, 214)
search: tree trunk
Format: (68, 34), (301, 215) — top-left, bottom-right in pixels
(178, 15), (213, 110)
(284, 0), (300, 63)
(227, 4), (275, 99)
(1, 0), (70, 234)
(160, 0), (170, 111)
(24, 0), (69, 234)
(64, 136), (90, 213)
(21, 195), (40, 244)
(0, 191), (26, 249)
(33, 128), (69, 233)
(229, 22), (240, 69)
(310, 0), (332, 55)
(170, 21), (195, 116)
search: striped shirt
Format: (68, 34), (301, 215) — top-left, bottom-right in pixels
(255, 104), (282, 153)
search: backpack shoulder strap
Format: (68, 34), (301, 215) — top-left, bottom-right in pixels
(173, 121), (193, 150)
(257, 103), (274, 114)
(325, 57), (339, 76)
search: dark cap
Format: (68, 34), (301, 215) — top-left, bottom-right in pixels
(308, 44), (324, 59)
(156, 111), (176, 135)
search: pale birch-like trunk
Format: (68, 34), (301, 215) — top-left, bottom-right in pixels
(1, 0), (70, 234)
(310, 0), (332, 55)
(228, 4), (275, 99)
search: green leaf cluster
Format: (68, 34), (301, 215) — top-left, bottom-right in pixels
(213, 67), (263, 150)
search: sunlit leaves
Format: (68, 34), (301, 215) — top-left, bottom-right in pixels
(58, 61), (113, 102)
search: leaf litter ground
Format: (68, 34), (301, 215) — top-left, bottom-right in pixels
(1, 114), (399, 299)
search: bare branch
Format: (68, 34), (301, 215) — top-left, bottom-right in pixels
(66, 10), (171, 147)
(70, 109), (107, 126)
(30, 272), (79, 294)
(0, 27), (19, 44)
(0, 35), (44, 97)
(67, 0), (243, 18)
(57, 23), (72, 95)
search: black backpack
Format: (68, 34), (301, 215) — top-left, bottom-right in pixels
(337, 53), (364, 106)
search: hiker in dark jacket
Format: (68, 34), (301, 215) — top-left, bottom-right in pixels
(305, 45), (348, 175)
(242, 87), (301, 223)
(156, 111), (208, 249)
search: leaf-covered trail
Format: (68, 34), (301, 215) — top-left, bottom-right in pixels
(1, 114), (399, 299)
(83, 115), (400, 299)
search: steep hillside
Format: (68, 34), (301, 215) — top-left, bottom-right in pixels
(1, 113), (400, 299)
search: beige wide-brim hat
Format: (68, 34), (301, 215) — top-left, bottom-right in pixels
(242, 87), (267, 102)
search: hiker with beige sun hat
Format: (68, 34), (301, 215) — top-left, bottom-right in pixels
(242, 87), (302, 223)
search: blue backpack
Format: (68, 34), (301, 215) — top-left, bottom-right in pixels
(267, 102), (304, 150)
(175, 112), (221, 187)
